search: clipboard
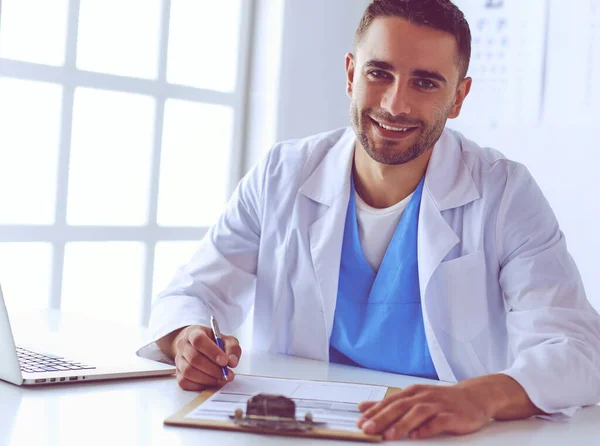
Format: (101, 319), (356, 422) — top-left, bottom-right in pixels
(164, 374), (402, 443)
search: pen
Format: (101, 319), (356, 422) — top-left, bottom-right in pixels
(210, 315), (229, 381)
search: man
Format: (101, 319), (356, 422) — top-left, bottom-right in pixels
(138, 0), (600, 440)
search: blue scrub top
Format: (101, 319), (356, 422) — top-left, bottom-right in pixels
(329, 177), (438, 380)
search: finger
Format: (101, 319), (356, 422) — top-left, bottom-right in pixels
(383, 403), (438, 440)
(358, 401), (377, 412)
(180, 345), (226, 382)
(361, 384), (429, 421)
(225, 369), (236, 382)
(357, 402), (378, 428)
(176, 374), (206, 392)
(188, 328), (229, 366)
(177, 354), (224, 386)
(358, 398), (400, 428)
(409, 413), (454, 439)
(360, 392), (422, 429)
(414, 411), (488, 439)
(222, 335), (242, 367)
(359, 397), (395, 422)
(175, 357), (214, 390)
(361, 398), (417, 435)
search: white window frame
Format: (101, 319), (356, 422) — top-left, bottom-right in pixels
(0, 0), (255, 325)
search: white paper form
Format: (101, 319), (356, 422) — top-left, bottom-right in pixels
(448, 0), (547, 139)
(185, 375), (388, 433)
(544, 0), (600, 125)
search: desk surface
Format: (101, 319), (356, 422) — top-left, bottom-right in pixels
(1, 311), (599, 446)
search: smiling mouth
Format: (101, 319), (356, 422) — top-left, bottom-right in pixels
(370, 117), (418, 137)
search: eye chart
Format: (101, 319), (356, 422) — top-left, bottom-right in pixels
(543, 0), (600, 125)
(448, 0), (547, 138)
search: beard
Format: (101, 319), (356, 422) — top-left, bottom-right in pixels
(350, 101), (451, 165)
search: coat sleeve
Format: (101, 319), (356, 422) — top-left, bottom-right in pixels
(136, 149), (270, 363)
(496, 163), (600, 418)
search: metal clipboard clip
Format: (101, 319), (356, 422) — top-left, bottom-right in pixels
(230, 393), (327, 432)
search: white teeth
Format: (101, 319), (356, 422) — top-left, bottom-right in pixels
(376, 121), (412, 132)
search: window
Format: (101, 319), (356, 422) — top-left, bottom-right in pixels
(0, 0), (253, 325)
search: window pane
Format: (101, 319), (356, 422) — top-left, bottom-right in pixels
(167, 0), (242, 92)
(0, 79), (62, 224)
(67, 88), (155, 226)
(0, 0), (69, 66)
(157, 100), (233, 226)
(0, 243), (52, 312)
(62, 242), (145, 324)
(152, 241), (200, 298)
(76, 0), (162, 79)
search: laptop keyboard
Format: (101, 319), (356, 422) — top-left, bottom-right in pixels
(16, 346), (96, 373)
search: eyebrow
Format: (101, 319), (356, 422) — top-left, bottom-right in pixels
(363, 60), (448, 85)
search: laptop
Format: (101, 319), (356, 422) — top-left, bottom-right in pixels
(0, 284), (175, 386)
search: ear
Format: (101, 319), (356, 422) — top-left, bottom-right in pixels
(448, 77), (472, 119)
(345, 53), (355, 98)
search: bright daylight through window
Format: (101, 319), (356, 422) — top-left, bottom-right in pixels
(0, 0), (251, 325)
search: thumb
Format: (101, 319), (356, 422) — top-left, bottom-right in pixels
(222, 335), (242, 367)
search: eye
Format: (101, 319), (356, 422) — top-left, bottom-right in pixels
(414, 79), (438, 90)
(367, 70), (392, 80)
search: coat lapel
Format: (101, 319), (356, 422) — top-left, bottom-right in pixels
(307, 196), (350, 358)
(293, 129), (355, 359)
(291, 128), (480, 368)
(417, 129), (481, 381)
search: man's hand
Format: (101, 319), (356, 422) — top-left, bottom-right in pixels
(357, 383), (490, 440)
(357, 374), (544, 440)
(171, 325), (242, 391)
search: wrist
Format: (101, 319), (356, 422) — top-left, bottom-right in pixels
(156, 326), (188, 359)
(456, 374), (511, 419)
(456, 373), (544, 420)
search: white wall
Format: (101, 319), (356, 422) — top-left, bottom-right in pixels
(275, 0), (368, 141)
(244, 0), (368, 164)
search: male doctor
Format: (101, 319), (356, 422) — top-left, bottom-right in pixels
(139, 0), (600, 440)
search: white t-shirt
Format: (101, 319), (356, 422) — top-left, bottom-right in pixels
(355, 191), (414, 272)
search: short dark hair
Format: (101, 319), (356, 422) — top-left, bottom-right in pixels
(354, 0), (472, 80)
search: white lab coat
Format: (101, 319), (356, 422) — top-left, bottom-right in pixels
(140, 127), (600, 418)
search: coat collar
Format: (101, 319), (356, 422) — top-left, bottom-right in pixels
(424, 129), (480, 211)
(298, 128), (355, 205)
(299, 127), (480, 211)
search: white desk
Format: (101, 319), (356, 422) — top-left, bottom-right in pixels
(1, 311), (599, 445)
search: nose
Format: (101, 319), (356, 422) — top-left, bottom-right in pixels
(381, 79), (412, 117)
